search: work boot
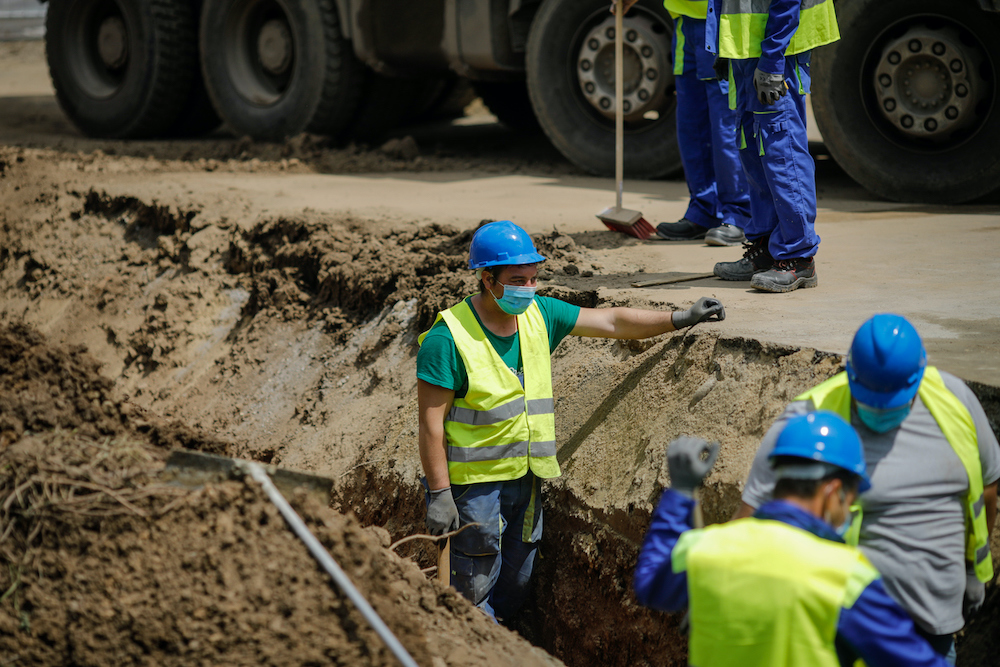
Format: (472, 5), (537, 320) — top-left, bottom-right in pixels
(750, 257), (818, 292)
(713, 236), (773, 281)
(705, 224), (746, 247)
(655, 218), (708, 241)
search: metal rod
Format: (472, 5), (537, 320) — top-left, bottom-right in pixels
(615, 0), (624, 210)
(241, 461), (419, 667)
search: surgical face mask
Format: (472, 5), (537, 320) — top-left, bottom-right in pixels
(835, 515), (853, 539)
(823, 485), (850, 533)
(856, 402), (911, 433)
(489, 282), (536, 315)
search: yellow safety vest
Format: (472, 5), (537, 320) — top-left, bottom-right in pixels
(418, 298), (559, 484)
(795, 368), (993, 582)
(665, 0), (708, 19)
(672, 518), (879, 667)
(716, 0), (840, 60)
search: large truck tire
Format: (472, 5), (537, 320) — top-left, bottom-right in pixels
(526, 0), (681, 178)
(45, 0), (198, 138)
(336, 71), (428, 143)
(199, 0), (363, 141)
(474, 81), (541, 132)
(812, 0), (1000, 204)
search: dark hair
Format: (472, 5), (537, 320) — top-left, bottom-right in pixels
(478, 265), (510, 293)
(771, 456), (861, 500)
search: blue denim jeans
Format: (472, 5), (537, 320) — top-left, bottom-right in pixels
(425, 471), (543, 621)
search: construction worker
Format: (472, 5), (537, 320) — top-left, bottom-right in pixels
(736, 314), (1000, 664)
(417, 220), (725, 621)
(634, 413), (951, 666)
(705, 0), (838, 292)
(613, 0), (750, 246)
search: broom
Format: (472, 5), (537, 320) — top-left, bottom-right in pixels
(597, 0), (656, 240)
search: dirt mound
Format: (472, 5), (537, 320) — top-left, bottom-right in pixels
(0, 326), (562, 667)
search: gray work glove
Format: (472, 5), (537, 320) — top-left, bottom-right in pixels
(753, 68), (787, 105)
(963, 569), (985, 622)
(713, 57), (729, 81)
(426, 487), (460, 536)
(667, 436), (720, 498)
(672, 297), (726, 329)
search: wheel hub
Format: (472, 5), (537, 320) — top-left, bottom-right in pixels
(873, 26), (981, 141)
(576, 14), (669, 121)
(257, 18), (292, 75)
(97, 15), (128, 70)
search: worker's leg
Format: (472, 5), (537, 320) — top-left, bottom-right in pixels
(732, 59), (778, 243)
(447, 480), (505, 619)
(489, 471), (543, 621)
(705, 74), (750, 233)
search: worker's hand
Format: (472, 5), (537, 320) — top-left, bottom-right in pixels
(426, 487), (460, 535)
(667, 436), (720, 498)
(963, 570), (985, 622)
(672, 297), (725, 329)
(609, 0), (640, 14)
(712, 57), (729, 81)
(753, 68), (787, 105)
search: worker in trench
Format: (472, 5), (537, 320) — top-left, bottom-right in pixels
(416, 220), (725, 622)
(634, 412), (952, 666)
(734, 314), (1000, 664)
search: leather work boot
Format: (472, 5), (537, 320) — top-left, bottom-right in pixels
(750, 257), (819, 292)
(713, 236), (773, 281)
(705, 224), (747, 247)
(655, 218), (708, 241)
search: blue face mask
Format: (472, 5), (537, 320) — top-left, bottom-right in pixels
(489, 283), (536, 315)
(835, 515), (853, 539)
(856, 402), (911, 433)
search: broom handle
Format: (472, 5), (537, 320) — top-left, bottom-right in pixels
(615, 0), (624, 210)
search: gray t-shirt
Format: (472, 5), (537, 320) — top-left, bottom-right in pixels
(742, 370), (1000, 635)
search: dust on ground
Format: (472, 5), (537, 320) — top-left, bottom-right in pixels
(1, 92), (998, 666)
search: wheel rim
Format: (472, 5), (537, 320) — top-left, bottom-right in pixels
(222, 0), (297, 107)
(64, 0), (131, 99)
(570, 7), (674, 131)
(864, 16), (994, 150)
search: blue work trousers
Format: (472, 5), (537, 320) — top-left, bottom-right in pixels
(430, 471), (543, 622)
(673, 16), (750, 230)
(732, 54), (820, 260)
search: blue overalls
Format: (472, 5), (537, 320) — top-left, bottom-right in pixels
(673, 15), (750, 231)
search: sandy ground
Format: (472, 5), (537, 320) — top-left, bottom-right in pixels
(1, 39), (998, 666)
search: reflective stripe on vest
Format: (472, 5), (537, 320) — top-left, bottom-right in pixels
(418, 298), (560, 484)
(716, 0), (839, 60)
(795, 368), (993, 582)
(672, 519), (879, 667)
(665, 0), (708, 19)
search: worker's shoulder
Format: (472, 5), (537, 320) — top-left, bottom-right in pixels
(935, 368), (975, 402)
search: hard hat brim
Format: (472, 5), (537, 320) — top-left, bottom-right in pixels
(847, 362), (924, 410)
(468, 251), (547, 270)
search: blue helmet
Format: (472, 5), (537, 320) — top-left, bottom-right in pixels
(847, 314), (926, 409)
(468, 221), (546, 270)
(769, 411), (871, 492)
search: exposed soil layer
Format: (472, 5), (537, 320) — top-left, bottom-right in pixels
(1, 139), (998, 667)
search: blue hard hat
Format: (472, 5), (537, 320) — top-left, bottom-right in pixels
(847, 314), (926, 410)
(468, 221), (546, 270)
(769, 411), (871, 492)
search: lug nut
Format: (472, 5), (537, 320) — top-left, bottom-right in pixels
(888, 51), (901, 64)
(646, 68), (657, 80)
(641, 45), (653, 58)
(600, 97), (612, 109)
(950, 59), (963, 72)
(956, 84), (968, 97)
(932, 42), (946, 56)
(606, 27), (615, 40)
(581, 60), (592, 72)
(901, 115), (914, 128)
(623, 100), (632, 113)
(638, 89), (649, 101)
(626, 30), (638, 42)
(585, 81), (596, 94)
(924, 118), (937, 131)
(908, 39), (922, 52)
(946, 106), (958, 119)
(884, 98), (896, 111)
(879, 74), (892, 87)
(589, 38), (600, 51)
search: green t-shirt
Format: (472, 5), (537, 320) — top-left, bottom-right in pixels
(417, 295), (581, 398)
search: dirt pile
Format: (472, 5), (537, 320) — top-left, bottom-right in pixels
(0, 324), (562, 666)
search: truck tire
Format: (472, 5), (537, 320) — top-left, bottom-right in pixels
(526, 0), (681, 178)
(336, 70), (427, 143)
(199, 0), (363, 141)
(45, 0), (197, 138)
(812, 0), (1000, 203)
(474, 81), (541, 132)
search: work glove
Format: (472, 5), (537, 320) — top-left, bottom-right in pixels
(426, 487), (460, 536)
(667, 436), (720, 498)
(672, 297), (726, 329)
(963, 568), (985, 623)
(712, 57), (729, 81)
(753, 68), (787, 105)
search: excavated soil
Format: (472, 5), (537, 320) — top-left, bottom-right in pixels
(1, 135), (998, 666)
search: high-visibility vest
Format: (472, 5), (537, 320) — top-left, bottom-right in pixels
(795, 368), (993, 582)
(715, 0), (839, 60)
(418, 298), (560, 484)
(665, 0), (708, 19)
(672, 518), (879, 667)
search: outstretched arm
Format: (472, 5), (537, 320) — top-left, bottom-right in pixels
(571, 298), (724, 339)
